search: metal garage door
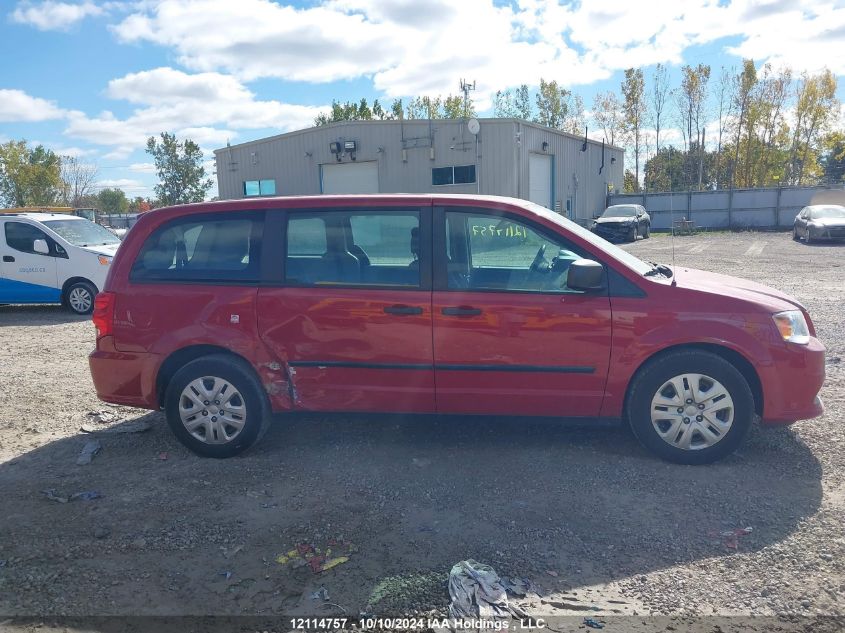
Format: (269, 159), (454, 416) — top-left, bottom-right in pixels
(320, 161), (379, 194)
(528, 153), (552, 209)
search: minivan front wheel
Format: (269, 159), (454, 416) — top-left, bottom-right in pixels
(627, 350), (754, 464)
(164, 354), (270, 458)
(65, 281), (97, 315)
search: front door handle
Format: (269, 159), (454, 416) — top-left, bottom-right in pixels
(2, 256), (14, 262)
(442, 306), (482, 316)
(384, 304), (423, 316)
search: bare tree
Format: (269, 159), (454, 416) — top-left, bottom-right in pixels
(593, 91), (623, 146)
(714, 67), (733, 189)
(649, 63), (669, 156)
(621, 68), (646, 191)
(60, 156), (98, 207)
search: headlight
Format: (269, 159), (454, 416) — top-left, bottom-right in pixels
(97, 255), (112, 266)
(772, 310), (810, 344)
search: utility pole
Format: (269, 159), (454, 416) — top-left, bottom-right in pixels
(459, 79), (476, 118)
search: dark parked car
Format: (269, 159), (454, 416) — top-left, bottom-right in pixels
(793, 205), (845, 243)
(592, 204), (651, 242)
(89, 194), (824, 465)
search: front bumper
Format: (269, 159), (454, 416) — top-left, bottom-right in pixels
(809, 226), (845, 240)
(759, 336), (826, 424)
(592, 224), (635, 241)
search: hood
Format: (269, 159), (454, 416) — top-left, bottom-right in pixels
(670, 267), (806, 313)
(595, 216), (636, 224)
(808, 217), (845, 227)
(81, 243), (121, 257)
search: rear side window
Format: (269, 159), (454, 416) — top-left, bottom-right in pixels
(131, 213), (263, 283)
(285, 210), (422, 287)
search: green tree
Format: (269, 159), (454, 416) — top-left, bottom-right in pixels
(97, 187), (129, 214)
(821, 132), (845, 184)
(0, 140), (62, 207)
(145, 133), (213, 206)
(788, 69), (839, 185)
(621, 68), (646, 191)
(493, 85), (532, 119)
(534, 78), (569, 129)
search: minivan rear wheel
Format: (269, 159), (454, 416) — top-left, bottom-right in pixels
(64, 281), (97, 315)
(626, 350), (754, 464)
(164, 354), (270, 458)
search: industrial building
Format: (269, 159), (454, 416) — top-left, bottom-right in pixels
(214, 118), (624, 221)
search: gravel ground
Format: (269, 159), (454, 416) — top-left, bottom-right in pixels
(0, 231), (843, 629)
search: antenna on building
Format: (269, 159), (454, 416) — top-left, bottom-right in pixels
(459, 79), (476, 118)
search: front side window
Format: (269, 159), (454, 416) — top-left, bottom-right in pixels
(445, 211), (588, 293)
(131, 213), (261, 282)
(432, 165), (476, 186)
(285, 210), (421, 287)
(4, 222), (53, 255)
(244, 179), (276, 197)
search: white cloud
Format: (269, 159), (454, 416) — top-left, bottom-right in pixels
(64, 67), (324, 155)
(10, 1), (104, 31)
(95, 177), (147, 191)
(0, 89), (65, 122)
(128, 162), (156, 173)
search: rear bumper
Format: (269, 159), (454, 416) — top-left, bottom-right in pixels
(89, 336), (159, 409)
(759, 337), (826, 425)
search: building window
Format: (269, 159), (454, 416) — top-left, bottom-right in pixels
(243, 179), (276, 197)
(432, 165), (476, 186)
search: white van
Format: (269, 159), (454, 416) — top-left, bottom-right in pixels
(0, 213), (121, 314)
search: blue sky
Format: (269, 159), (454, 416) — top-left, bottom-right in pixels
(1, 0), (844, 200)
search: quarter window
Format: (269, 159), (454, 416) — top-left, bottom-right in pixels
(243, 179), (276, 197)
(432, 165), (476, 186)
(131, 213), (262, 282)
(445, 211), (589, 293)
(4, 222), (53, 255)
(285, 211), (421, 287)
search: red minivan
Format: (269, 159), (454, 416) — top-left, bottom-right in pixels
(89, 195), (825, 464)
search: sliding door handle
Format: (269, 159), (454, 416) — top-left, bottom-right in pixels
(441, 306), (482, 316)
(384, 304), (423, 316)
(2, 256), (14, 262)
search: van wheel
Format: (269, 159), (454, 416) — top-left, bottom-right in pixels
(164, 354), (270, 458)
(65, 281), (97, 315)
(626, 350), (754, 465)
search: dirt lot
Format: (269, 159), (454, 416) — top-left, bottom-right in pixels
(0, 232), (843, 629)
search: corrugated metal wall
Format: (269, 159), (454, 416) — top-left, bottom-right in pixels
(608, 186), (845, 230)
(214, 119), (623, 221)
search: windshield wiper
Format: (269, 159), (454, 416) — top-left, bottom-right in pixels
(644, 261), (673, 278)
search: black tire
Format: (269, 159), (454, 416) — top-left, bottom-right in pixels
(629, 226), (638, 242)
(164, 354), (271, 458)
(64, 280), (97, 315)
(793, 228), (800, 241)
(626, 350), (754, 465)
(643, 223), (651, 239)
(805, 228), (814, 244)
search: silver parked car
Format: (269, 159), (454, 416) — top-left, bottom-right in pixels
(793, 205), (845, 243)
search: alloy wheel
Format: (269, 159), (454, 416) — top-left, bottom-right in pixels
(68, 287), (93, 313)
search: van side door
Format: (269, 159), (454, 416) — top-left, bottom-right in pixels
(431, 207), (613, 417)
(0, 219), (61, 303)
(257, 206), (435, 413)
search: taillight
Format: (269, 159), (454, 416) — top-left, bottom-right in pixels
(92, 292), (115, 339)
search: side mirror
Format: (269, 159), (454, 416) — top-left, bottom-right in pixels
(567, 259), (604, 291)
(33, 239), (49, 255)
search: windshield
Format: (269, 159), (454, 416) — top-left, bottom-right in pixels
(809, 206), (845, 219)
(517, 200), (654, 275)
(42, 219), (121, 247)
(603, 206), (638, 218)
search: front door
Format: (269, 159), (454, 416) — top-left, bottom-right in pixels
(432, 208), (612, 417)
(257, 207), (435, 412)
(0, 220), (60, 303)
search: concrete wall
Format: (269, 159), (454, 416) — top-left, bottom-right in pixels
(608, 186), (845, 230)
(214, 119), (623, 222)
